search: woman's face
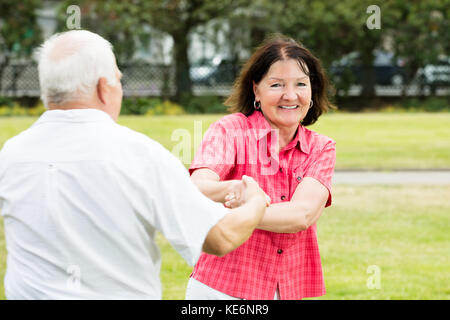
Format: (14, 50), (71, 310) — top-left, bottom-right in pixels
(253, 58), (312, 131)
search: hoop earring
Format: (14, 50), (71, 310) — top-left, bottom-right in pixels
(309, 100), (314, 109)
(254, 100), (261, 110)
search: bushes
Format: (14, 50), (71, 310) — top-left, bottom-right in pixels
(121, 97), (185, 115)
(336, 96), (450, 112)
(145, 100), (185, 116)
(2, 95), (446, 116)
(181, 95), (228, 114)
(0, 103), (46, 117)
(399, 97), (450, 112)
(0, 97), (189, 117)
(121, 95), (227, 115)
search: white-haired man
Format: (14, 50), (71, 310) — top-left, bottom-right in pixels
(0, 30), (268, 299)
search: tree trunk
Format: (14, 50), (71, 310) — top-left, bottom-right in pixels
(172, 30), (192, 103)
(0, 56), (10, 93)
(360, 50), (376, 99)
(361, 64), (376, 98)
(250, 26), (267, 50)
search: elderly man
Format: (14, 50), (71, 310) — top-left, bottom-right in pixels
(0, 30), (268, 299)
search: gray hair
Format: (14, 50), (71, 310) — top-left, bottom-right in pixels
(35, 30), (118, 108)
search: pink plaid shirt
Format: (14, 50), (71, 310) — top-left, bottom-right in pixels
(189, 111), (336, 300)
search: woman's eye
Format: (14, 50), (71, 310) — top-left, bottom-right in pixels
(297, 82), (306, 87)
(270, 83), (282, 88)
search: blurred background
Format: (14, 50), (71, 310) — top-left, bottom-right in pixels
(0, 0), (449, 113)
(0, 0), (449, 300)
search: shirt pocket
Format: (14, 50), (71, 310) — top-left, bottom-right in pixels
(292, 167), (304, 186)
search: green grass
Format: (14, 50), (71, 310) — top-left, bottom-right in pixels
(158, 184), (450, 300)
(310, 112), (450, 169)
(314, 185), (450, 300)
(1, 112), (449, 169)
(2, 185), (448, 300)
(0, 112), (449, 299)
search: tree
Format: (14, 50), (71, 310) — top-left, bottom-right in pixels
(383, 0), (450, 95)
(0, 0), (42, 92)
(57, 0), (244, 102)
(270, 0), (383, 98)
(135, 0), (246, 101)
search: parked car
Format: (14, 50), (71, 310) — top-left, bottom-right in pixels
(190, 57), (238, 86)
(330, 50), (407, 86)
(416, 56), (450, 87)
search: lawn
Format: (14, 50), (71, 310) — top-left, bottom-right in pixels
(3, 185), (447, 300)
(154, 185), (450, 300)
(1, 112), (449, 169)
(0, 112), (449, 300)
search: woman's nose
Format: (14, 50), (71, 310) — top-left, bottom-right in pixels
(282, 85), (297, 101)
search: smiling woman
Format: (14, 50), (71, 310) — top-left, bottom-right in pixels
(226, 33), (335, 127)
(186, 34), (338, 300)
(253, 59), (313, 150)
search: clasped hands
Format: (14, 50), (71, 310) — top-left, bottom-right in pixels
(224, 175), (271, 209)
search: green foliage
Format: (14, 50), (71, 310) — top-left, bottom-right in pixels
(145, 100), (185, 116)
(121, 97), (185, 116)
(55, 0), (243, 100)
(0, 97), (14, 107)
(0, 0), (42, 57)
(2, 1), (449, 108)
(0, 0), (43, 91)
(396, 97), (450, 112)
(0, 103), (46, 117)
(120, 97), (162, 115)
(181, 95), (227, 114)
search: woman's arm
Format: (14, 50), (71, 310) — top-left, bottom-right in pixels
(256, 177), (329, 233)
(190, 168), (242, 204)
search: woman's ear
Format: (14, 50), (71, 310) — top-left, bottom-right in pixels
(252, 80), (259, 101)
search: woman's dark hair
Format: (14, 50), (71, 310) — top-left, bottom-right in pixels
(225, 34), (336, 126)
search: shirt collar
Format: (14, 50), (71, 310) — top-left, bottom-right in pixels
(34, 109), (115, 126)
(247, 110), (310, 154)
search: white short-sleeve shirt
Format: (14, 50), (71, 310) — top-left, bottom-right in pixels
(0, 109), (228, 299)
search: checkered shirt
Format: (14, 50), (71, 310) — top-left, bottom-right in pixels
(189, 110), (336, 300)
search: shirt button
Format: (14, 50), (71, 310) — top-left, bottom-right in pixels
(297, 176), (302, 182)
(277, 249), (283, 254)
(279, 167), (283, 173)
(281, 195), (286, 201)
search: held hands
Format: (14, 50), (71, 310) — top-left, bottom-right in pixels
(224, 175), (271, 209)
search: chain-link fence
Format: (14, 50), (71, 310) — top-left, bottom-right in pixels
(0, 61), (449, 98)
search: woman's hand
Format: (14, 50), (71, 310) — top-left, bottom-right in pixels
(225, 176), (271, 208)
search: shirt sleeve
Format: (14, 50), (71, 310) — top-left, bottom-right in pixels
(145, 144), (229, 266)
(189, 121), (236, 180)
(303, 139), (336, 207)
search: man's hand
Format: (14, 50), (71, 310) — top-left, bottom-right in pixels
(224, 175), (271, 208)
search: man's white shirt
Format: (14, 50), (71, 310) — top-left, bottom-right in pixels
(0, 109), (228, 299)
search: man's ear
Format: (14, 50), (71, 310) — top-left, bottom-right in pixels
(97, 77), (109, 105)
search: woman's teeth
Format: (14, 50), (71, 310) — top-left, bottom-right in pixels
(279, 105), (298, 109)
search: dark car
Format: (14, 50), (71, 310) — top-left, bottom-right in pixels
(330, 50), (407, 86)
(416, 56), (450, 87)
(190, 58), (239, 86)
